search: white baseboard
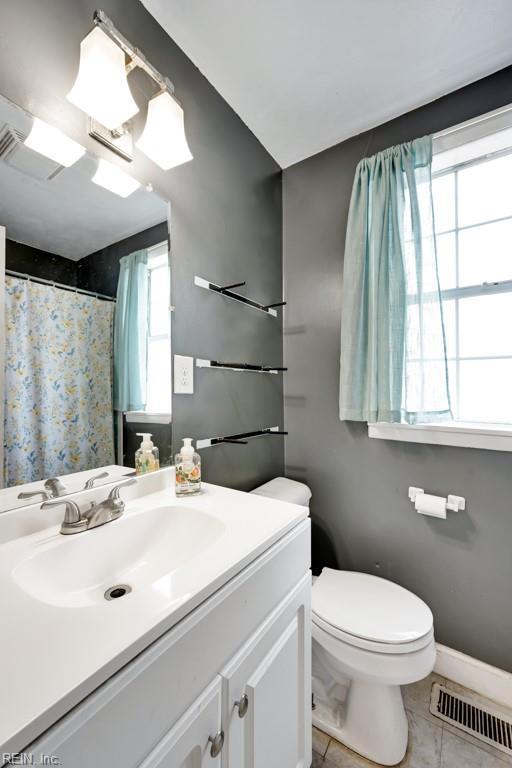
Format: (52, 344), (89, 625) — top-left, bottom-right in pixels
(434, 643), (512, 709)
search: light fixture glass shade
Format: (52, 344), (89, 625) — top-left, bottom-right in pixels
(92, 158), (141, 198)
(67, 26), (139, 130)
(24, 118), (86, 167)
(136, 91), (193, 170)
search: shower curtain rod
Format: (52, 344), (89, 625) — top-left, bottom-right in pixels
(5, 269), (116, 302)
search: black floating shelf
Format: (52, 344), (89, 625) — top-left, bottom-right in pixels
(196, 359), (287, 374)
(194, 276), (286, 317)
(196, 426), (288, 449)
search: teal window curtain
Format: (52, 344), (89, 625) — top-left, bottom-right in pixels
(339, 136), (451, 424)
(113, 249), (149, 412)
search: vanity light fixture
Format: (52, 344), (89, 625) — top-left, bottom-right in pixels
(67, 25), (139, 131)
(24, 118), (86, 167)
(136, 90), (192, 170)
(67, 10), (193, 169)
(92, 158), (141, 198)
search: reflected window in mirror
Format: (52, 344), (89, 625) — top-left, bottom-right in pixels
(145, 241), (171, 416)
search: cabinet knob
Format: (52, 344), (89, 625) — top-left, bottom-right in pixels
(235, 693), (249, 718)
(208, 729), (224, 758)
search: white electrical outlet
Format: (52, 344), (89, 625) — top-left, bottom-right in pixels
(174, 355), (194, 394)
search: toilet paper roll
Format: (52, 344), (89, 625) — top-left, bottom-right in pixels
(414, 493), (447, 519)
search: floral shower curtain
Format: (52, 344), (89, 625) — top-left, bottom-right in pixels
(4, 276), (115, 486)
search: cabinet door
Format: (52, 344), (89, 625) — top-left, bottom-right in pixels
(139, 677), (224, 768)
(222, 575), (311, 768)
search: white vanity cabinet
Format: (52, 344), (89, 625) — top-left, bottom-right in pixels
(138, 677), (224, 768)
(21, 520), (311, 768)
(221, 576), (311, 768)
(138, 574), (310, 768)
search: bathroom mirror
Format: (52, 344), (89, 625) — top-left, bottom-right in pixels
(0, 93), (172, 512)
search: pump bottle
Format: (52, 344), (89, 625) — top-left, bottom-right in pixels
(175, 438), (201, 495)
(135, 433), (160, 475)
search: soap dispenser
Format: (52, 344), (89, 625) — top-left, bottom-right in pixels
(175, 438), (201, 496)
(135, 433), (160, 475)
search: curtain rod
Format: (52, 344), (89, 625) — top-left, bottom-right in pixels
(5, 269), (116, 302)
(433, 103), (512, 140)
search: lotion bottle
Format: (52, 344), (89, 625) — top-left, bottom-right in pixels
(175, 438), (201, 496)
(135, 433), (160, 475)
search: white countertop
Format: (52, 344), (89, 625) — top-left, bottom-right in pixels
(0, 470), (308, 754)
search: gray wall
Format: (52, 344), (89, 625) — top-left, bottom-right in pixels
(0, 0), (284, 489)
(6, 239), (78, 285)
(283, 67), (512, 671)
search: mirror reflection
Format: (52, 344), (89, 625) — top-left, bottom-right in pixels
(0, 94), (171, 511)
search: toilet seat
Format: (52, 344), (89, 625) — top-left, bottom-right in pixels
(312, 569), (433, 654)
(312, 612), (434, 654)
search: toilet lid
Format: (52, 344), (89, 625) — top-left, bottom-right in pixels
(250, 477), (312, 507)
(312, 569), (433, 645)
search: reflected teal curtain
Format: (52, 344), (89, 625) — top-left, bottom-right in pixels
(114, 249), (149, 412)
(4, 277), (115, 485)
(339, 136), (451, 424)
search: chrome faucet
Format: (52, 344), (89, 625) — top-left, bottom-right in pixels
(41, 478), (136, 535)
(18, 477), (67, 501)
(40, 499), (88, 535)
(83, 479), (136, 529)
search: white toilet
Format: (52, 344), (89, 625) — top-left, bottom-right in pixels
(251, 477), (436, 766)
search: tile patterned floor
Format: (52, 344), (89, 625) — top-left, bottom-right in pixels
(312, 674), (512, 767)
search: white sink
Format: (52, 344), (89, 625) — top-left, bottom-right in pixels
(0, 469), (308, 755)
(12, 505), (225, 608)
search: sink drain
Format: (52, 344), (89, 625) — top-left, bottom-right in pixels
(104, 584), (132, 601)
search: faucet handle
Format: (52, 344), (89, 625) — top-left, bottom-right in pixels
(44, 477), (67, 497)
(17, 477), (67, 501)
(108, 478), (137, 502)
(84, 471), (109, 490)
(41, 499), (87, 535)
(17, 489), (52, 501)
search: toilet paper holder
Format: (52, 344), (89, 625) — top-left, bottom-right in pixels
(408, 486), (465, 513)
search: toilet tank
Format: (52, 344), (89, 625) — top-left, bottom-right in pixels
(251, 477), (338, 576)
(250, 476), (312, 507)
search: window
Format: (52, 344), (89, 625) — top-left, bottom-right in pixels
(369, 105), (512, 450)
(126, 240), (171, 424)
(432, 135), (512, 426)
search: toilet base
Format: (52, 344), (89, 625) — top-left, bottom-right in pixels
(313, 678), (408, 766)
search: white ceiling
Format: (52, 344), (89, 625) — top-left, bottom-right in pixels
(143, 0), (512, 168)
(0, 96), (168, 260)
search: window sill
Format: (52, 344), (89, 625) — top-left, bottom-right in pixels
(125, 411), (171, 425)
(368, 421), (512, 452)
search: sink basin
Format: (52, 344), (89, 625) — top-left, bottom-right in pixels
(12, 506), (225, 607)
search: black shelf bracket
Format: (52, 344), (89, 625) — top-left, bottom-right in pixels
(196, 359), (287, 374)
(197, 426), (288, 449)
(195, 275), (286, 317)
(218, 281), (246, 294)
